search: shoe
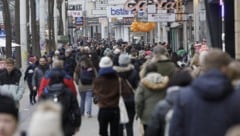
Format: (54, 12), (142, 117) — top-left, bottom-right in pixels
(87, 112), (92, 118)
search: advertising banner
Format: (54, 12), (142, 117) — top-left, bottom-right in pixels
(107, 6), (134, 18)
(68, 11), (82, 17)
(148, 13), (176, 22)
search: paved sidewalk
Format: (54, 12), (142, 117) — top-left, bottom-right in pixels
(17, 88), (141, 136)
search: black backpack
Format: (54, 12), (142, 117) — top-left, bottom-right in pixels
(79, 68), (95, 85)
(41, 84), (81, 135)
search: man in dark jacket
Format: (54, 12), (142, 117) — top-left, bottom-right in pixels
(40, 69), (81, 136)
(169, 49), (240, 136)
(140, 45), (176, 79)
(32, 56), (49, 97)
(38, 59), (77, 97)
(64, 48), (76, 77)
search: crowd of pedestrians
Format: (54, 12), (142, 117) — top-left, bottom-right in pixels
(1, 40), (240, 136)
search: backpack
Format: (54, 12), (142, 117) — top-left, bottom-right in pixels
(79, 68), (95, 85)
(42, 86), (66, 103)
(41, 84), (81, 135)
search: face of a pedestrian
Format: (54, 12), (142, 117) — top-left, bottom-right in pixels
(5, 63), (14, 73)
(0, 114), (17, 136)
(39, 58), (47, 66)
(0, 61), (5, 70)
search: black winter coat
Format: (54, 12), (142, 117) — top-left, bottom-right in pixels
(40, 83), (81, 136)
(169, 69), (240, 136)
(24, 64), (37, 83)
(0, 68), (22, 85)
(64, 55), (76, 77)
(113, 64), (139, 89)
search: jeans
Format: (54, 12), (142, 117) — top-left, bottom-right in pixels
(98, 107), (119, 136)
(119, 109), (135, 136)
(80, 90), (93, 115)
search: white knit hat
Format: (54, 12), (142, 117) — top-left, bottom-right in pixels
(28, 101), (64, 136)
(99, 56), (113, 68)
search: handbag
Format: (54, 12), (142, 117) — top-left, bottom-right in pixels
(118, 77), (129, 124)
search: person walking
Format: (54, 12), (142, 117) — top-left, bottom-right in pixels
(39, 70), (81, 136)
(169, 49), (240, 136)
(38, 59), (77, 97)
(140, 45), (176, 79)
(0, 58), (24, 105)
(113, 53), (139, 136)
(32, 56), (49, 103)
(135, 62), (169, 135)
(24, 56), (38, 105)
(146, 70), (193, 136)
(93, 56), (133, 136)
(74, 56), (97, 117)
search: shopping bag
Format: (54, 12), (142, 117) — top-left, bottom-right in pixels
(119, 95), (129, 124)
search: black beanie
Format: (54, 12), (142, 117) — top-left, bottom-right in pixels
(0, 94), (19, 121)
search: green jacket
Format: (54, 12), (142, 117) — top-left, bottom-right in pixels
(135, 72), (169, 125)
(140, 55), (177, 78)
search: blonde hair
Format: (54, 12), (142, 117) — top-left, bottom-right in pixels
(201, 48), (232, 71)
(28, 101), (63, 136)
(226, 125), (240, 136)
(52, 59), (64, 69)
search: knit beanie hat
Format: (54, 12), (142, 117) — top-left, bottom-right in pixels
(0, 94), (19, 121)
(103, 48), (113, 56)
(118, 53), (131, 66)
(99, 56), (113, 68)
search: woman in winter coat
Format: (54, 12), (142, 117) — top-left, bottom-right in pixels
(74, 55), (97, 117)
(113, 53), (139, 136)
(146, 70), (193, 136)
(135, 62), (169, 134)
(93, 56), (133, 136)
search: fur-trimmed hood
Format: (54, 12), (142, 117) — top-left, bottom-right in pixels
(113, 64), (135, 73)
(141, 72), (169, 91)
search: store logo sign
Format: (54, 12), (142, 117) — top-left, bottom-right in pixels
(107, 6), (134, 17)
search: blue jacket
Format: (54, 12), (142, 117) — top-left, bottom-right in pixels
(169, 69), (240, 136)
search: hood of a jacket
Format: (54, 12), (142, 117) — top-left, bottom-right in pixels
(141, 72), (169, 91)
(192, 69), (233, 101)
(165, 86), (181, 105)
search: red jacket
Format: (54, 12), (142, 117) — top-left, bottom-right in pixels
(38, 69), (77, 97)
